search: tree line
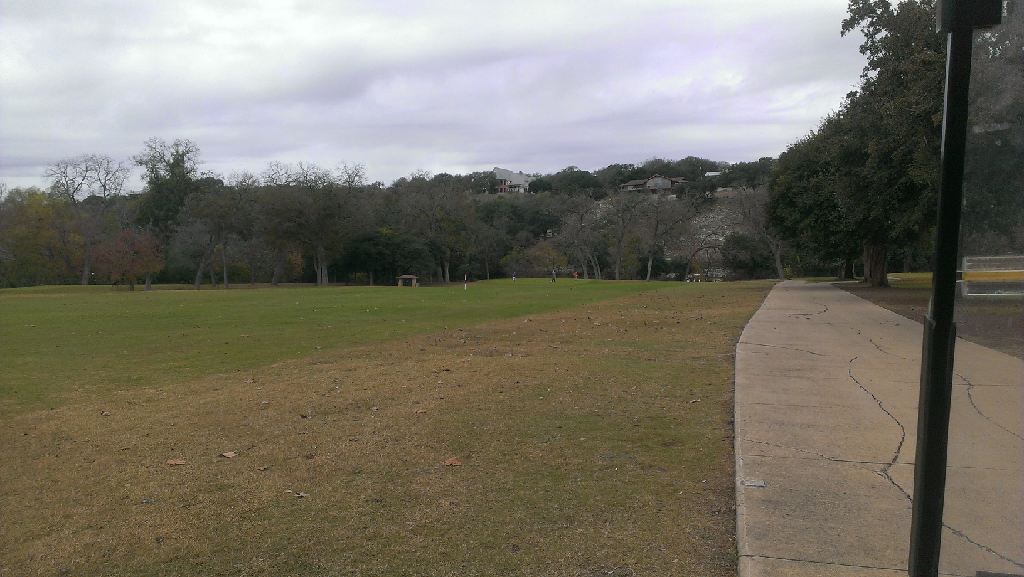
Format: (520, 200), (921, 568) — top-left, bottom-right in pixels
(1, 144), (786, 289)
(12, 0), (998, 289)
(766, 0), (1022, 286)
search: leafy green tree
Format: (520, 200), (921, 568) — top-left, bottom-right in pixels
(721, 232), (774, 279)
(0, 188), (79, 286)
(133, 138), (203, 243)
(386, 173), (476, 283)
(769, 0), (945, 287)
(341, 230), (432, 285)
(550, 167), (605, 197)
(469, 222), (511, 280)
(259, 162), (351, 286)
(175, 175), (243, 289)
(527, 177), (553, 193)
(839, 0), (945, 286)
(768, 129), (859, 277)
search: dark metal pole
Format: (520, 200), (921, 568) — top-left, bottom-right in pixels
(907, 23), (975, 577)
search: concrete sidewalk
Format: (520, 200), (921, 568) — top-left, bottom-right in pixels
(734, 281), (1023, 577)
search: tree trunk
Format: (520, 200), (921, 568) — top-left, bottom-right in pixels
(272, 250), (286, 286)
(862, 241), (889, 287)
(589, 255), (602, 280)
(222, 244), (229, 289)
(81, 250), (92, 285)
(842, 258), (855, 279)
(129, 278), (135, 291)
(443, 260), (450, 284)
(145, 273), (152, 291)
(194, 259), (204, 290)
(645, 253), (654, 282)
(315, 244), (328, 286)
(209, 260), (217, 288)
(770, 238), (786, 280)
(903, 252), (911, 273)
(369, 271), (374, 286)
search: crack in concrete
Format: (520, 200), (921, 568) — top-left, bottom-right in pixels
(738, 341), (825, 357)
(958, 372), (1024, 442)
(740, 554), (903, 572)
(867, 337), (912, 360)
(847, 356), (910, 501)
(741, 439), (889, 466)
(944, 523), (1024, 571)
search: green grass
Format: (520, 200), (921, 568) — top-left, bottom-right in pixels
(0, 279), (672, 417)
(1, 280), (774, 576)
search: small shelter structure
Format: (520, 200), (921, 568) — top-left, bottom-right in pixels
(396, 275), (418, 287)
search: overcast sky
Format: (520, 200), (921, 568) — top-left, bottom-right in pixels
(1, 0), (867, 190)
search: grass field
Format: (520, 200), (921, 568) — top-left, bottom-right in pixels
(2, 280), (679, 417)
(1, 279), (774, 576)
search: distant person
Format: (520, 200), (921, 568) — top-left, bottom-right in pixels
(551, 269), (556, 283)
(573, 271), (578, 280)
(512, 272), (516, 283)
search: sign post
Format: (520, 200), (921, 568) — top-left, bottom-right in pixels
(908, 1), (1001, 575)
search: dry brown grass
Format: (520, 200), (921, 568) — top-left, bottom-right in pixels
(1, 281), (773, 576)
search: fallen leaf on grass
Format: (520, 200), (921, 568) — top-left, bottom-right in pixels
(414, 409), (426, 414)
(257, 466), (268, 471)
(298, 430), (309, 435)
(444, 457), (462, 466)
(295, 492), (308, 498)
(166, 460), (186, 466)
(688, 399), (701, 403)
(221, 452), (237, 458)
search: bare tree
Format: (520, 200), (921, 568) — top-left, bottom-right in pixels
(337, 162), (367, 192)
(637, 193), (704, 281)
(554, 195), (604, 279)
(605, 192), (647, 280)
(45, 154), (130, 284)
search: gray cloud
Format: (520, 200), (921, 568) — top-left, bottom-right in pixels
(1, 0), (865, 189)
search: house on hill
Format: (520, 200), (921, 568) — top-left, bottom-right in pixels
(618, 175), (687, 193)
(493, 167), (535, 193)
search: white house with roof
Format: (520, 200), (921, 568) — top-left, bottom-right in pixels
(493, 167), (535, 193)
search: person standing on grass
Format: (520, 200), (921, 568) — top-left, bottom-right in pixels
(512, 271), (516, 283)
(551, 269), (556, 283)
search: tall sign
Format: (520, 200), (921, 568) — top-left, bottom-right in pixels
(908, 1), (1002, 575)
